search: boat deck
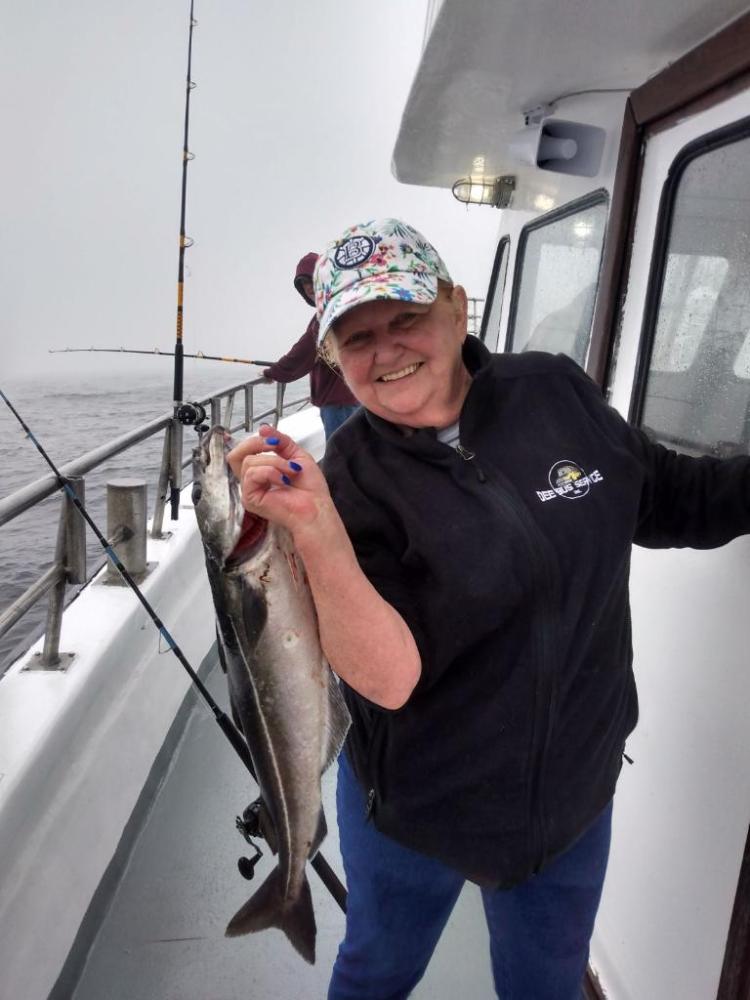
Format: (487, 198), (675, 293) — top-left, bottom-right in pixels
(69, 661), (495, 1000)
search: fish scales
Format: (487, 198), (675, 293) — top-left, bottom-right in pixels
(193, 426), (350, 964)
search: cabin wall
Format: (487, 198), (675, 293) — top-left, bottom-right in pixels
(480, 77), (750, 999)
(0, 409), (324, 1000)
(593, 539), (750, 999)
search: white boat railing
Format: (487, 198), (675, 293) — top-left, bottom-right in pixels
(466, 296), (484, 338)
(0, 377), (310, 674)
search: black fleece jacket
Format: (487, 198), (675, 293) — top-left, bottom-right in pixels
(321, 337), (750, 887)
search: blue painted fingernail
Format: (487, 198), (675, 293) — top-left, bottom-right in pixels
(289, 461), (302, 472)
(281, 474), (291, 485)
(267, 437), (280, 445)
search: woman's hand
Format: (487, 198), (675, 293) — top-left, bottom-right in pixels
(227, 425), (335, 539)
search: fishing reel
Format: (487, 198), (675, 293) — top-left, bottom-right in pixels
(176, 401), (208, 432)
(235, 796), (277, 881)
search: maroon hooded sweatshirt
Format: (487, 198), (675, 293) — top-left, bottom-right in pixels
(263, 252), (358, 407)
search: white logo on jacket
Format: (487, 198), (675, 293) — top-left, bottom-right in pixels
(536, 460), (604, 502)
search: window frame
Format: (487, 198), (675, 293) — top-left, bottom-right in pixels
(479, 235), (510, 349)
(504, 189), (610, 360)
(628, 114), (750, 428)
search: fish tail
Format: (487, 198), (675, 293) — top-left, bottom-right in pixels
(225, 865), (316, 964)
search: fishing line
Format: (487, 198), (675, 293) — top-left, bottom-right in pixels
(0, 386), (347, 913)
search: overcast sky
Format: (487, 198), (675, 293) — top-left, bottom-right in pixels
(1, 1), (500, 381)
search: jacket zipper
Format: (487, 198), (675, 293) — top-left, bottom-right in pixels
(455, 443), (487, 482)
(457, 447), (560, 871)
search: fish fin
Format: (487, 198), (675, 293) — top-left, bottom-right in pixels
(310, 808), (327, 859)
(225, 865), (316, 964)
(320, 669), (352, 774)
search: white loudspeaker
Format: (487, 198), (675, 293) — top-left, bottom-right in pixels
(509, 119), (606, 178)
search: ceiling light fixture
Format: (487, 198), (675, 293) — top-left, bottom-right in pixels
(451, 175), (515, 209)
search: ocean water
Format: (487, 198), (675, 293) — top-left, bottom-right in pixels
(0, 365), (310, 673)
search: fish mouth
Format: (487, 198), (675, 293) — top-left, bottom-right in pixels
(226, 511), (268, 566)
(192, 426), (233, 507)
(205, 425), (233, 462)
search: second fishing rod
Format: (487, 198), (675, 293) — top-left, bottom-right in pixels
(50, 347), (277, 366)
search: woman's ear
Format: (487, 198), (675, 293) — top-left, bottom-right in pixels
(451, 285), (469, 332)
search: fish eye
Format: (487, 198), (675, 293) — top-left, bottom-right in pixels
(191, 482), (203, 505)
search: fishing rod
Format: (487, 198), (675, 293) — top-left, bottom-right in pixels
(167, 0), (198, 522)
(49, 347), (276, 366)
(0, 386), (347, 913)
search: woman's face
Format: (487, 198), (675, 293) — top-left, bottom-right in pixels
(331, 285), (470, 428)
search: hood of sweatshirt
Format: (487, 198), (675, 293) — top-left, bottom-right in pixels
(294, 252), (318, 306)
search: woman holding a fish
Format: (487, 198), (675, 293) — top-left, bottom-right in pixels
(227, 218), (750, 999)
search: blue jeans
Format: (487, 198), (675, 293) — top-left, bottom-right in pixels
(329, 755), (612, 1000)
(320, 404), (359, 440)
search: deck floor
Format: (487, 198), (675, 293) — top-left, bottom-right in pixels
(72, 664), (495, 1000)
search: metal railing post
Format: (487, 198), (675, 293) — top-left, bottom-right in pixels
(37, 475), (85, 669)
(244, 385), (253, 431)
(210, 397), (222, 426)
(274, 382), (285, 426)
(224, 390), (235, 429)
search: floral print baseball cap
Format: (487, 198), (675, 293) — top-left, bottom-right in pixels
(314, 218), (453, 343)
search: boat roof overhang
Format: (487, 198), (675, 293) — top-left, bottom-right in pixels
(392, 0), (750, 189)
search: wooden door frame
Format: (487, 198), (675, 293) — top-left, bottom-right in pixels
(584, 10), (750, 999)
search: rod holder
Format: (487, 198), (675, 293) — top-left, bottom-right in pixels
(151, 424), (172, 539)
(106, 479), (148, 583)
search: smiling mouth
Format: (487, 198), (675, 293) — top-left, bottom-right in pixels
(378, 362), (422, 383)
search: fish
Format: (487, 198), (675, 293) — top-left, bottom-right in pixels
(191, 425), (351, 964)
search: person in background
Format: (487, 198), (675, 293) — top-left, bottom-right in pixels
(229, 219), (750, 1000)
(263, 252), (358, 440)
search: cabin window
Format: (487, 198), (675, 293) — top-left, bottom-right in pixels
(506, 192), (608, 366)
(480, 236), (510, 351)
(638, 131), (750, 458)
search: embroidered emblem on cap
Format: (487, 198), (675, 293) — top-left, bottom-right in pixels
(334, 235), (376, 270)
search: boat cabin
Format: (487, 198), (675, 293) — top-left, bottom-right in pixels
(392, 1), (750, 996)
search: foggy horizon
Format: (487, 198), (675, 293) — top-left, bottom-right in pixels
(2, 1), (500, 383)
